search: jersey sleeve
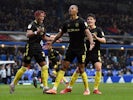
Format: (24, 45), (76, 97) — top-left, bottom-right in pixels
(45, 33), (51, 37)
(98, 28), (105, 38)
(61, 22), (67, 33)
(27, 22), (36, 31)
(81, 19), (89, 31)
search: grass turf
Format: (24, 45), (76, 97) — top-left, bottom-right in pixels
(0, 83), (133, 100)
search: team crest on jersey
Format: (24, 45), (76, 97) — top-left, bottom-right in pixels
(92, 32), (97, 40)
(39, 27), (45, 35)
(92, 32), (97, 35)
(75, 23), (79, 27)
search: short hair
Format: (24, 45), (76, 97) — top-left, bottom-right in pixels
(87, 13), (96, 19)
(69, 5), (78, 11)
(73, 5), (78, 10)
(34, 10), (46, 18)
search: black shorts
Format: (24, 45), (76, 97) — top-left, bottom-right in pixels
(49, 59), (58, 69)
(64, 48), (86, 64)
(85, 50), (101, 66)
(23, 43), (45, 64)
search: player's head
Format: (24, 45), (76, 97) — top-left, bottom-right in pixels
(69, 5), (78, 16)
(87, 13), (96, 26)
(34, 10), (46, 23)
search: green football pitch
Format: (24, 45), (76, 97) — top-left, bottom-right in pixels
(0, 83), (133, 100)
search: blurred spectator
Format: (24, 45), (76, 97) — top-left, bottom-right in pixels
(0, 65), (7, 84)
(106, 70), (113, 76)
(6, 64), (12, 84)
(0, 53), (7, 61)
(0, 0), (133, 35)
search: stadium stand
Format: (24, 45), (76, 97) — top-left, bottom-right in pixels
(0, 0), (133, 84)
(0, 0), (133, 35)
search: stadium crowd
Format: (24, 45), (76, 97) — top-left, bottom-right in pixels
(0, 0), (133, 84)
(0, 0), (133, 35)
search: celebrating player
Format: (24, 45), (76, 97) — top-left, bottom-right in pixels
(60, 13), (106, 95)
(9, 10), (50, 93)
(45, 5), (94, 95)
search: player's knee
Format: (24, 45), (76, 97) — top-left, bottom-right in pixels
(39, 61), (46, 67)
(96, 67), (101, 71)
(61, 65), (69, 71)
(78, 67), (85, 74)
(79, 69), (85, 74)
(78, 64), (85, 73)
(23, 63), (30, 68)
(95, 62), (102, 71)
(61, 61), (70, 71)
(76, 67), (80, 73)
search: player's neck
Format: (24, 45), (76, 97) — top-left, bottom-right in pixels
(35, 19), (43, 25)
(89, 25), (96, 29)
(70, 15), (78, 20)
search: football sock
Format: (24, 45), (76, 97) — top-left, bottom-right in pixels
(94, 71), (101, 90)
(52, 70), (57, 76)
(81, 72), (89, 90)
(13, 66), (26, 85)
(63, 77), (68, 83)
(53, 70), (65, 90)
(68, 71), (79, 88)
(41, 65), (48, 88)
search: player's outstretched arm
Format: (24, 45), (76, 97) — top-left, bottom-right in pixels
(52, 31), (64, 44)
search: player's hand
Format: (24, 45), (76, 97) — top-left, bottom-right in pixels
(92, 33), (97, 39)
(89, 42), (95, 51)
(56, 38), (63, 43)
(37, 28), (45, 35)
(50, 34), (62, 43)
